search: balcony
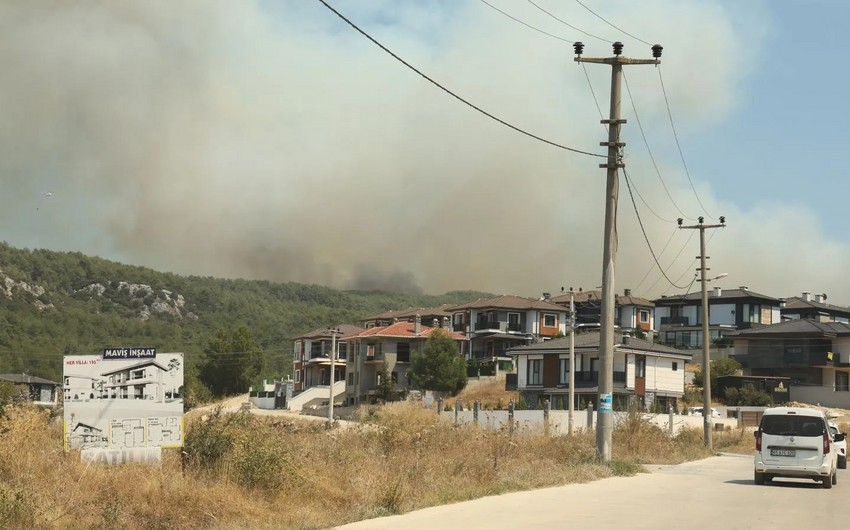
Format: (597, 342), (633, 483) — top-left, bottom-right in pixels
(506, 323), (524, 332)
(475, 321), (501, 332)
(660, 316), (689, 326)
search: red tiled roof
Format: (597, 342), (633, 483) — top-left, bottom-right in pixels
(348, 322), (465, 340)
(295, 324), (365, 340)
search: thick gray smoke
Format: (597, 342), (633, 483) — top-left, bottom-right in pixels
(2, 1), (847, 302)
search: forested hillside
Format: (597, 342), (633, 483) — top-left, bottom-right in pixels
(0, 242), (489, 387)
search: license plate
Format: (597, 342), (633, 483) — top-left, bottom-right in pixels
(771, 448), (795, 457)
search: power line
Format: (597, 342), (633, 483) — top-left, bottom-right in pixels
(580, 63), (608, 132)
(644, 229), (696, 295)
(478, 0), (574, 43)
(316, 0), (604, 157)
(632, 226), (678, 292)
(622, 70), (692, 221)
(622, 168), (692, 290)
(573, 0), (653, 46)
(658, 66), (715, 219)
(524, 0), (612, 43)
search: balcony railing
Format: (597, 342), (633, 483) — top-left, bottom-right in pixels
(660, 316), (689, 326)
(475, 321), (501, 331)
(506, 323), (523, 332)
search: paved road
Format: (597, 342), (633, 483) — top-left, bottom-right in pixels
(337, 453), (850, 529)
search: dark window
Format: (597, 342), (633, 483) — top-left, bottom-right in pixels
(760, 415), (825, 436)
(639, 310), (650, 323)
(528, 359), (542, 385)
(635, 357), (646, 378)
(397, 342), (410, 362)
(337, 343), (347, 360)
(672, 362), (678, 372)
(559, 358), (571, 385)
(543, 314), (557, 327)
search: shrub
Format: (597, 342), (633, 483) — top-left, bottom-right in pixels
(724, 384), (772, 406)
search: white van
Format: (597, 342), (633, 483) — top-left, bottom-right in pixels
(754, 406), (842, 488)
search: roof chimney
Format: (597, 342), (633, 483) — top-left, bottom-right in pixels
(442, 316), (450, 328)
(623, 288), (631, 297)
(739, 286), (749, 292)
(432, 318), (439, 328)
(542, 292), (551, 301)
(815, 293), (824, 304)
(802, 291), (812, 302)
(414, 314), (421, 335)
(713, 286), (722, 297)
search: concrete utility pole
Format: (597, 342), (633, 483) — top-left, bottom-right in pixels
(327, 327), (343, 426)
(568, 288), (576, 435)
(575, 41), (661, 462)
(678, 216), (726, 448)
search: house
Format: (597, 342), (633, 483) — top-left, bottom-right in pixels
(0, 373), (59, 406)
(292, 324), (364, 393)
(361, 305), (455, 329)
(344, 315), (467, 405)
(446, 295), (570, 362)
(99, 359), (180, 403)
(653, 286), (781, 349)
(66, 421), (106, 449)
(730, 319), (850, 408)
(549, 288), (655, 336)
(781, 291), (850, 324)
(508, 332), (691, 411)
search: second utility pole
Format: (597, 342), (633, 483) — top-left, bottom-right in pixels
(575, 41), (661, 463)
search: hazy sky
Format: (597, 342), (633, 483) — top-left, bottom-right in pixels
(2, 0), (849, 304)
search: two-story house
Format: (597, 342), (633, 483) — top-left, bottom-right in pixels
(446, 295), (569, 362)
(292, 324), (364, 393)
(508, 332), (691, 411)
(653, 286), (781, 349)
(344, 316), (467, 405)
(730, 319), (850, 408)
(361, 305), (455, 329)
(549, 288), (655, 337)
(781, 291), (850, 323)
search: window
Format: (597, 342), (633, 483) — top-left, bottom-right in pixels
(294, 370), (301, 383)
(635, 357), (646, 378)
(528, 359), (543, 385)
(543, 314), (557, 327)
(639, 310), (650, 324)
(337, 342), (347, 360)
(347, 373), (353, 386)
(311, 341), (322, 359)
(294, 340), (302, 360)
(397, 342), (411, 362)
(672, 362), (678, 372)
(508, 312), (521, 331)
(559, 358), (571, 385)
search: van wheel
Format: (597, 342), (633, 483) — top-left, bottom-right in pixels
(833, 471), (838, 485)
(823, 474), (833, 489)
(840, 456), (847, 470)
(754, 471), (765, 485)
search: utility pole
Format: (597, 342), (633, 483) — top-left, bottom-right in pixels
(575, 41), (662, 462)
(327, 327), (343, 426)
(568, 288), (576, 435)
(678, 216), (726, 448)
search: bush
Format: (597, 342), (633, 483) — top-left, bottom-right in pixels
(724, 384), (772, 406)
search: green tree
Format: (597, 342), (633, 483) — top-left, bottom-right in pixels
(0, 381), (15, 415)
(724, 384), (773, 406)
(199, 326), (264, 397)
(410, 329), (467, 393)
(693, 358), (741, 390)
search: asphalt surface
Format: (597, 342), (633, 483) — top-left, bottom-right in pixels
(336, 453), (850, 529)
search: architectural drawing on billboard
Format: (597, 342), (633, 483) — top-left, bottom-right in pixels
(63, 350), (184, 451)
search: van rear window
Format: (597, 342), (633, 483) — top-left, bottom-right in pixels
(760, 415), (825, 436)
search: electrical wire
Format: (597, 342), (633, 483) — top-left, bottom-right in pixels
(581, 63), (608, 133)
(622, 168), (692, 290)
(316, 0), (604, 157)
(644, 229), (696, 295)
(478, 0), (575, 43)
(623, 70), (693, 221)
(573, 0), (653, 46)
(524, 0), (612, 43)
(657, 66), (715, 219)
(632, 226), (679, 292)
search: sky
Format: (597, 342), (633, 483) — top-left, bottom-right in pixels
(2, 0), (849, 305)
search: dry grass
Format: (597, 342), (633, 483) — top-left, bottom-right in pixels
(454, 378), (519, 410)
(2, 402), (730, 529)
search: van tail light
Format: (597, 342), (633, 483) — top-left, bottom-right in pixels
(756, 431), (762, 452)
(824, 433), (831, 454)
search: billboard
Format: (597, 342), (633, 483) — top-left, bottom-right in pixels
(63, 351), (184, 451)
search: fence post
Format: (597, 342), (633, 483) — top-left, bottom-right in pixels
(473, 400), (480, 425)
(454, 400), (460, 426)
(586, 402), (594, 431)
(737, 407), (742, 429)
(508, 400), (515, 433)
(437, 397), (444, 415)
(669, 404), (674, 435)
(544, 399), (551, 436)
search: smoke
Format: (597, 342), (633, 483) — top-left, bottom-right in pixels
(1, 1), (846, 302)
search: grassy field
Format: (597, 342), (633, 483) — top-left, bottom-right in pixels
(0, 403), (752, 529)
